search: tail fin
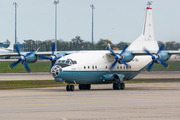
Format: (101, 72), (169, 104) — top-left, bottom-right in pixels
(127, 7), (159, 51)
(6, 36), (15, 51)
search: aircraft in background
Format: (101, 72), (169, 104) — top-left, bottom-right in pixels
(49, 5), (180, 91)
(0, 38), (14, 53)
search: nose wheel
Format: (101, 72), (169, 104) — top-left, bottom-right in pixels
(66, 85), (74, 91)
(113, 82), (125, 90)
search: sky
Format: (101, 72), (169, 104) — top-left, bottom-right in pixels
(0, 0), (180, 44)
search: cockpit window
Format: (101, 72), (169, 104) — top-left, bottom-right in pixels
(61, 60), (65, 63)
(66, 60), (70, 64)
(73, 61), (77, 64)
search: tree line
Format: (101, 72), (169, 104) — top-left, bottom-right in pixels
(4, 36), (180, 51)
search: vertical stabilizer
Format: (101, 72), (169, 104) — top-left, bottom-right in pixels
(6, 36), (15, 51)
(127, 7), (159, 51)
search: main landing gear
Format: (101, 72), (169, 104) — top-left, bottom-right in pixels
(66, 84), (75, 91)
(79, 84), (91, 90)
(113, 82), (125, 90)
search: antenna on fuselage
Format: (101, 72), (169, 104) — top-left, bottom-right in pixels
(147, 1), (153, 7)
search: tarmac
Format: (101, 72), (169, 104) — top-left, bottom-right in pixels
(0, 83), (180, 120)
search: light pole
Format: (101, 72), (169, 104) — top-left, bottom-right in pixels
(13, 2), (18, 44)
(54, 0), (59, 51)
(90, 4), (95, 45)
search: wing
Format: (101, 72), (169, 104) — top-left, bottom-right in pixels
(0, 51), (77, 57)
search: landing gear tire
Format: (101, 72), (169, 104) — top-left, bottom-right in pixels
(121, 82), (125, 90)
(79, 84), (83, 90)
(66, 85), (75, 91)
(79, 84), (91, 90)
(66, 85), (70, 91)
(113, 82), (124, 90)
(70, 85), (74, 91)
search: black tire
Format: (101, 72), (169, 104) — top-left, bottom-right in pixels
(82, 84), (87, 90)
(87, 84), (91, 90)
(117, 83), (121, 90)
(113, 83), (117, 90)
(66, 85), (70, 91)
(121, 82), (125, 90)
(79, 84), (83, 90)
(70, 85), (74, 91)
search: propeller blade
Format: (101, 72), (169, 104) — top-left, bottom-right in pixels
(55, 57), (60, 60)
(156, 44), (165, 55)
(24, 50), (35, 58)
(14, 44), (21, 56)
(157, 58), (169, 68)
(146, 61), (154, 72)
(109, 48), (116, 56)
(52, 42), (55, 56)
(23, 61), (31, 73)
(119, 45), (128, 56)
(110, 60), (118, 70)
(9, 60), (21, 69)
(144, 48), (153, 56)
(120, 59), (130, 69)
(51, 61), (55, 68)
(39, 55), (50, 60)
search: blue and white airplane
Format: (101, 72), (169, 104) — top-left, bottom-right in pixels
(50, 6), (180, 91)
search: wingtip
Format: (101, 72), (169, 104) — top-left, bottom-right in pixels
(166, 64), (170, 69)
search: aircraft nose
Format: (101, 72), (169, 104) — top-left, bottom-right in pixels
(51, 65), (62, 77)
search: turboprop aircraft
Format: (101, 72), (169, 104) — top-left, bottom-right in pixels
(50, 5), (180, 91)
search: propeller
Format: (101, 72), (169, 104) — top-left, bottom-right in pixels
(144, 43), (170, 73)
(106, 40), (131, 71)
(39, 42), (60, 68)
(8, 44), (34, 73)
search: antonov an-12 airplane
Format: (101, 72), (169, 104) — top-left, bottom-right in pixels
(50, 5), (180, 91)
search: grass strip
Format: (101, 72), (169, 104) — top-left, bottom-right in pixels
(0, 80), (67, 89)
(0, 79), (180, 89)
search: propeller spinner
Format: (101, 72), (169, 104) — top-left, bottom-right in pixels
(8, 44), (34, 73)
(106, 40), (131, 71)
(39, 42), (60, 68)
(144, 43), (170, 72)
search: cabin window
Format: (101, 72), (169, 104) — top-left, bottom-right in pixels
(84, 66), (86, 69)
(124, 66), (125, 69)
(120, 66), (122, 69)
(88, 66), (90, 69)
(92, 66), (94, 69)
(95, 66), (97, 69)
(106, 66), (107, 69)
(58, 60), (61, 63)
(117, 66), (119, 69)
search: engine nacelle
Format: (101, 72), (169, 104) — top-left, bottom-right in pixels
(158, 52), (170, 62)
(55, 53), (63, 59)
(121, 51), (134, 62)
(26, 53), (38, 63)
